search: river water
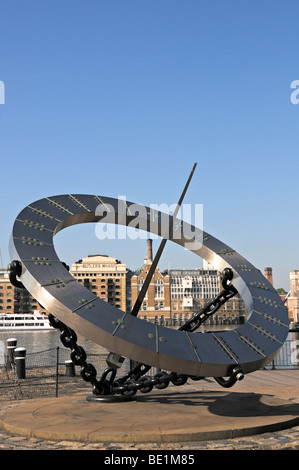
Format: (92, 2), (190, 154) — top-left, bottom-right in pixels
(0, 326), (295, 368)
(0, 324), (233, 360)
(0, 329), (108, 357)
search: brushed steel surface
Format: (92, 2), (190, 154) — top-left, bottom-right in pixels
(9, 194), (289, 377)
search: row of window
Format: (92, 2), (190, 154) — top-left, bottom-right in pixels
(171, 287), (218, 293)
(84, 289), (122, 299)
(141, 301), (198, 311)
(138, 279), (164, 299)
(77, 280), (121, 288)
(171, 276), (219, 283)
(73, 273), (125, 277)
(142, 301), (165, 311)
(77, 278), (121, 283)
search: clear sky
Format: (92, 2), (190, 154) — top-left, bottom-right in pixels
(0, 0), (298, 290)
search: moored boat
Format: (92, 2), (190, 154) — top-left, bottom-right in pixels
(0, 311), (52, 330)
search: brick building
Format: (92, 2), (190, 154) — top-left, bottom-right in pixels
(0, 268), (48, 315)
(131, 240), (170, 319)
(131, 240), (246, 325)
(70, 255), (128, 312)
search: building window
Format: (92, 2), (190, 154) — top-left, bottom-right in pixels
(138, 279), (147, 299)
(154, 279), (164, 299)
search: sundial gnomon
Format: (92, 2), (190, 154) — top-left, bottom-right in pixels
(8, 165), (289, 400)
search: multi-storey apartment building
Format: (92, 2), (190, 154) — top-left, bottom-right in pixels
(130, 240), (246, 325)
(0, 268), (48, 315)
(0, 269), (14, 313)
(70, 254), (128, 312)
(0, 254), (129, 317)
(169, 268), (246, 323)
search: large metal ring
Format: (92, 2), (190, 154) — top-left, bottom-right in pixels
(9, 194), (289, 377)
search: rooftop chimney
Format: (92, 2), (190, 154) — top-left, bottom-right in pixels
(264, 267), (273, 286)
(146, 239), (153, 264)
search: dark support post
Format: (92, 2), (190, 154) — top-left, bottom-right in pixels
(6, 338), (17, 369)
(65, 359), (76, 376)
(14, 347), (26, 379)
(56, 346), (59, 397)
(129, 359), (138, 370)
(290, 322), (299, 369)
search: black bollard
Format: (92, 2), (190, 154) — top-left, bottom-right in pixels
(14, 347), (26, 379)
(6, 338), (17, 368)
(65, 360), (76, 377)
(290, 322), (299, 368)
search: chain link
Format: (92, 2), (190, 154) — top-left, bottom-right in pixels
(49, 268), (239, 397)
(48, 314), (106, 395)
(179, 268), (237, 333)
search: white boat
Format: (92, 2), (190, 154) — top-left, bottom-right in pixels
(0, 311), (53, 330)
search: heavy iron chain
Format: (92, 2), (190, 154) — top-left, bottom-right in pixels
(179, 267), (238, 333)
(48, 314), (109, 395)
(48, 313), (193, 397)
(48, 267), (242, 397)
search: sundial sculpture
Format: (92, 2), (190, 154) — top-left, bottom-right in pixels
(8, 164), (289, 401)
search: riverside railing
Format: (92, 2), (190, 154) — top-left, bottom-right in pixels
(1, 344), (114, 400)
(0, 336), (298, 401)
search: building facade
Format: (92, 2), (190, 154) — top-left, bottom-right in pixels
(70, 255), (128, 312)
(131, 240), (171, 319)
(0, 269), (48, 315)
(0, 243), (248, 328)
(169, 268), (246, 325)
(0, 254), (129, 316)
(0, 269), (14, 313)
(131, 240), (246, 325)
(287, 270), (299, 322)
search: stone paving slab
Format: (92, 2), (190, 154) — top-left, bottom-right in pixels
(1, 389), (299, 444)
(0, 369), (299, 450)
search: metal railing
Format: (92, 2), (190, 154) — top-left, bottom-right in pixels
(0, 346), (123, 401)
(0, 338), (298, 401)
(265, 339), (299, 370)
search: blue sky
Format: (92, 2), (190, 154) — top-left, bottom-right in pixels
(0, 0), (298, 290)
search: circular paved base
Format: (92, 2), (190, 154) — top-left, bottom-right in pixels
(1, 389), (299, 443)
